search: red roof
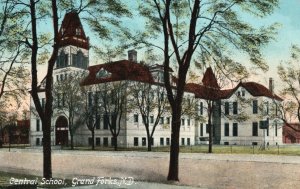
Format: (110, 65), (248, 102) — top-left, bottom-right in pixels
(185, 67), (282, 101)
(58, 11), (89, 49)
(81, 60), (154, 86)
(238, 82), (283, 101)
(202, 67), (220, 89)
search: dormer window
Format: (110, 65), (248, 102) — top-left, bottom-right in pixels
(76, 28), (81, 35)
(96, 68), (111, 79)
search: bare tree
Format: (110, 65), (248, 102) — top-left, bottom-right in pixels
(130, 81), (168, 151)
(138, 0), (279, 180)
(98, 81), (128, 151)
(53, 70), (85, 149)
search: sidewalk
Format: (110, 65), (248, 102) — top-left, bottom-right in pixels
(1, 148), (300, 188)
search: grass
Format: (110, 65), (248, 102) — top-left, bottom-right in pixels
(60, 144), (300, 156)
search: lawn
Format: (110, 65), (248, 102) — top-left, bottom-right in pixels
(60, 144), (300, 156)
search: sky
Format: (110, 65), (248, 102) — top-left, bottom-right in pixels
(34, 0), (300, 93)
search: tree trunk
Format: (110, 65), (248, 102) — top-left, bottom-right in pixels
(42, 119), (52, 179)
(91, 129), (95, 150)
(208, 101), (213, 153)
(167, 112), (180, 181)
(147, 138), (152, 151)
(114, 136), (118, 151)
(70, 133), (74, 150)
(146, 128), (152, 151)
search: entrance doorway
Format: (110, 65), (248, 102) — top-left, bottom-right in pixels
(55, 116), (68, 145)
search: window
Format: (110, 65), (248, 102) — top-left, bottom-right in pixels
(225, 102), (229, 115)
(181, 138), (185, 146)
(57, 93), (61, 107)
(56, 75), (59, 82)
(36, 138), (40, 146)
(36, 119), (40, 131)
(150, 116), (154, 124)
(199, 102), (203, 115)
(166, 117), (170, 124)
(252, 122), (258, 136)
(72, 51), (88, 69)
(88, 92), (93, 107)
(41, 98), (45, 109)
(187, 138), (190, 146)
(103, 137), (108, 147)
(88, 137), (93, 146)
(275, 122), (278, 137)
(253, 100), (258, 114)
(96, 138), (100, 146)
(200, 123), (203, 136)
(233, 123), (238, 136)
(111, 113), (117, 130)
(160, 138), (164, 146)
(206, 124), (209, 134)
(233, 102), (238, 114)
(56, 51), (68, 68)
(242, 90), (245, 96)
(166, 138), (170, 145)
(103, 114), (109, 129)
(181, 119), (185, 126)
(95, 116), (100, 129)
(252, 142), (258, 146)
(224, 123), (229, 136)
(187, 119), (190, 126)
(237, 91), (240, 96)
(134, 137), (139, 146)
(224, 142), (229, 145)
(142, 137), (146, 146)
(76, 28), (81, 35)
(134, 114), (138, 123)
(267, 125), (269, 136)
(151, 137), (154, 146)
(160, 117), (164, 124)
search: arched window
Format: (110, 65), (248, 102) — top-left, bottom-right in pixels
(57, 51), (68, 68)
(72, 50), (87, 69)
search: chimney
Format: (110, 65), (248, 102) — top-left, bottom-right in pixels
(128, 49), (137, 63)
(269, 78), (274, 94)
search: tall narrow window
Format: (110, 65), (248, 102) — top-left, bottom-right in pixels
(233, 123), (238, 136)
(160, 117), (164, 124)
(200, 102), (203, 115)
(233, 102), (238, 114)
(187, 119), (190, 126)
(200, 123), (203, 136)
(103, 114), (109, 130)
(275, 122), (278, 136)
(253, 100), (258, 114)
(134, 137), (139, 146)
(181, 138), (185, 145)
(224, 123), (229, 136)
(134, 114), (138, 123)
(150, 116), (154, 124)
(252, 122), (258, 136)
(181, 119), (185, 126)
(225, 102), (229, 115)
(36, 119), (40, 131)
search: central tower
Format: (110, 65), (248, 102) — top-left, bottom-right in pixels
(54, 11), (89, 82)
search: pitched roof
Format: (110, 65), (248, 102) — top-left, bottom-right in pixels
(202, 67), (220, 89)
(185, 83), (234, 100)
(58, 11), (89, 49)
(186, 67), (283, 101)
(238, 82), (283, 101)
(81, 60), (154, 86)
